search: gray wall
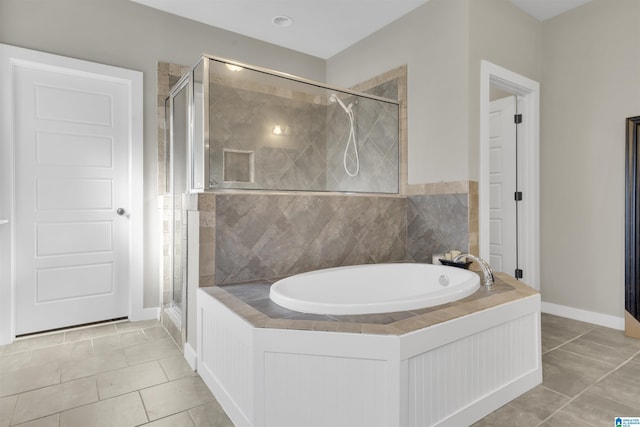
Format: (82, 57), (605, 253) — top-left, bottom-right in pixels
(0, 0), (325, 307)
(467, 0), (542, 179)
(327, 0), (542, 183)
(541, 0), (640, 317)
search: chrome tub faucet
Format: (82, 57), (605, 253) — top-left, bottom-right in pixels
(454, 254), (495, 289)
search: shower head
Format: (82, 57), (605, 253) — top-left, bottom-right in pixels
(329, 93), (352, 114)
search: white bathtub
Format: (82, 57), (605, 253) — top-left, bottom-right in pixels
(270, 263), (480, 315)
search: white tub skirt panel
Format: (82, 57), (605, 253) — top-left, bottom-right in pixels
(197, 289), (541, 427)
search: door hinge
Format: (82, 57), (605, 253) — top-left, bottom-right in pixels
(514, 191), (523, 201)
(515, 268), (523, 279)
(514, 114), (523, 124)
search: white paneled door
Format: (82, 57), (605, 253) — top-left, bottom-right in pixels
(488, 96), (518, 275)
(4, 47), (140, 336)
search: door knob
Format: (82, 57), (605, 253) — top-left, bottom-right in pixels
(116, 208), (125, 216)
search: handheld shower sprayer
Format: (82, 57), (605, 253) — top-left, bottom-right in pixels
(329, 94), (352, 114)
(329, 93), (359, 177)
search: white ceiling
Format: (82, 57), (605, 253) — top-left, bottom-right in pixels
(510, 0), (591, 21)
(131, 0), (592, 59)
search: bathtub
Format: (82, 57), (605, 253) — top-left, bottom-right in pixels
(270, 263), (480, 315)
(197, 270), (541, 427)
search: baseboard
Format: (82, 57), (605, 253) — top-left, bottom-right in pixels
(541, 301), (624, 330)
(183, 342), (197, 371)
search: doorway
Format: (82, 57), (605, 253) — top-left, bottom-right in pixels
(488, 95), (521, 277)
(480, 61), (540, 289)
(0, 44), (147, 344)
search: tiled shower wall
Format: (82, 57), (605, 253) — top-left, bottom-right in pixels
(198, 193), (407, 285)
(196, 191), (471, 286)
(326, 81), (399, 193)
(208, 80), (398, 193)
(209, 83), (328, 190)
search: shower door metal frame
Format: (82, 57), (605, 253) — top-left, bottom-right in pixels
(202, 58), (210, 191)
(167, 71), (192, 333)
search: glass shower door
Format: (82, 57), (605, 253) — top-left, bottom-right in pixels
(169, 77), (189, 322)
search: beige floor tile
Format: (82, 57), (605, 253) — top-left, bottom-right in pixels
(470, 403), (539, 427)
(97, 361), (167, 400)
(558, 335), (638, 366)
(507, 384), (569, 421)
(30, 340), (93, 366)
(13, 414), (59, 427)
(115, 320), (161, 334)
(0, 361), (61, 398)
(158, 355), (195, 381)
(59, 392), (147, 427)
(541, 313), (595, 335)
(12, 377), (98, 425)
(143, 327), (171, 342)
(92, 330), (148, 355)
(123, 339), (181, 366)
(587, 361), (640, 408)
(0, 351), (33, 375)
(61, 350), (128, 382)
(188, 401), (234, 427)
(0, 395), (17, 427)
(579, 326), (640, 353)
(542, 348), (613, 397)
(540, 411), (598, 427)
(1, 334), (64, 355)
(561, 390), (637, 426)
(141, 411), (195, 427)
(140, 376), (214, 421)
(64, 324), (118, 343)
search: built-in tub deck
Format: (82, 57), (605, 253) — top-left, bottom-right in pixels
(197, 271), (541, 427)
(201, 271), (538, 335)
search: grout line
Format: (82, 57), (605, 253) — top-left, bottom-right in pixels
(541, 326), (595, 354)
(187, 407), (199, 427)
(137, 390), (151, 424)
(8, 389), (19, 427)
(535, 343), (640, 426)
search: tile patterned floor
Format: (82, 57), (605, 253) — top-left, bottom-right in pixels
(0, 320), (233, 427)
(2, 313), (640, 426)
(475, 313), (640, 426)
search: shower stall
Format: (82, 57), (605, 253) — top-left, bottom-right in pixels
(164, 55), (400, 340)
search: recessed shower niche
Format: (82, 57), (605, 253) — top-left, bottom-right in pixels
(223, 149), (255, 183)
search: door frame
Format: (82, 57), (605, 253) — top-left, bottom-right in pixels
(480, 60), (540, 290)
(0, 43), (149, 345)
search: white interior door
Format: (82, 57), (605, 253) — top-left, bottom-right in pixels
(489, 96), (518, 275)
(12, 59), (131, 335)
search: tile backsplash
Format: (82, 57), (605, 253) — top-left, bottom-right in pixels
(195, 189), (472, 286)
(210, 193), (406, 285)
